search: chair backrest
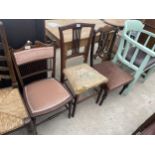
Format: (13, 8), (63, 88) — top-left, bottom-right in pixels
(0, 21), (16, 87)
(59, 23), (95, 81)
(90, 25), (117, 66)
(12, 42), (56, 89)
(113, 20), (155, 72)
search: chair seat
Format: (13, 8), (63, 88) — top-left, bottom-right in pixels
(0, 88), (29, 134)
(93, 61), (133, 90)
(63, 63), (108, 95)
(24, 78), (71, 117)
(125, 47), (155, 70)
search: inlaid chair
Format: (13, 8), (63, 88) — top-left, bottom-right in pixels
(0, 21), (32, 135)
(12, 41), (72, 132)
(59, 23), (108, 116)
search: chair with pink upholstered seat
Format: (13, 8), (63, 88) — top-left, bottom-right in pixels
(12, 41), (72, 133)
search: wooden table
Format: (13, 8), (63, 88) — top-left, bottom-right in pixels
(45, 19), (109, 47)
(104, 19), (127, 29)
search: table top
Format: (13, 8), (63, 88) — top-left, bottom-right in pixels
(64, 63), (108, 95)
(45, 19), (109, 43)
(104, 19), (127, 28)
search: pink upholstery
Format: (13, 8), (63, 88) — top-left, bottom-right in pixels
(14, 47), (54, 65)
(24, 78), (71, 117)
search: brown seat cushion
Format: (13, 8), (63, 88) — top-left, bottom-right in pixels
(93, 61), (133, 90)
(141, 121), (155, 135)
(125, 47), (155, 70)
(24, 78), (71, 117)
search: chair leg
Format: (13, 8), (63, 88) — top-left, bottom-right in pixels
(27, 120), (38, 135)
(122, 76), (140, 95)
(143, 67), (155, 82)
(31, 118), (38, 135)
(96, 87), (103, 104)
(68, 102), (72, 118)
(119, 84), (129, 95)
(72, 95), (78, 117)
(99, 89), (108, 106)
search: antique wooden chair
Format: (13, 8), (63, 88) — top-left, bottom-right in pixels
(0, 21), (33, 135)
(12, 41), (72, 132)
(59, 23), (108, 116)
(90, 25), (117, 64)
(91, 22), (133, 105)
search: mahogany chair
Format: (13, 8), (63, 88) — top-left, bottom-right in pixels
(59, 23), (108, 116)
(91, 27), (133, 105)
(12, 41), (72, 133)
(90, 25), (117, 64)
(0, 21), (33, 135)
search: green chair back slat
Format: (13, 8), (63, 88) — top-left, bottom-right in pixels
(130, 48), (140, 65)
(134, 31), (141, 42)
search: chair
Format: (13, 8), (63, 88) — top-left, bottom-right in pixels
(12, 41), (72, 133)
(113, 20), (155, 94)
(59, 23), (108, 116)
(90, 25), (117, 65)
(94, 20), (155, 105)
(91, 23), (133, 105)
(0, 21), (32, 135)
(0, 21), (16, 87)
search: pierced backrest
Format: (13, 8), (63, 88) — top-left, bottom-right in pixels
(113, 20), (155, 72)
(0, 21), (16, 87)
(90, 25), (117, 65)
(12, 44), (55, 88)
(59, 23), (95, 73)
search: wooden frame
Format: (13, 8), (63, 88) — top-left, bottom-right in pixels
(90, 26), (118, 66)
(59, 23), (107, 116)
(11, 41), (72, 133)
(59, 23), (95, 82)
(0, 21), (16, 86)
(132, 113), (155, 135)
(0, 21), (34, 135)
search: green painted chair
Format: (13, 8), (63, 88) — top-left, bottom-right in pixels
(113, 20), (155, 95)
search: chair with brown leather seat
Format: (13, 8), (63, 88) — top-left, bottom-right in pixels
(12, 41), (72, 133)
(91, 27), (133, 106)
